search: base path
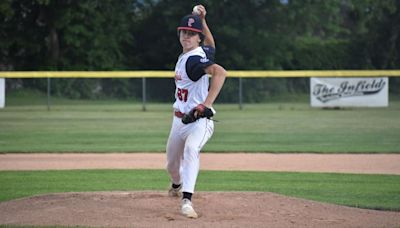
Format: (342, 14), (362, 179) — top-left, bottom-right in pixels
(1, 153), (400, 174)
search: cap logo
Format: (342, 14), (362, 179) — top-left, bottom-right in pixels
(188, 18), (195, 27)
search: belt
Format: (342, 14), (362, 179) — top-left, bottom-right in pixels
(174, 111), (185, 118)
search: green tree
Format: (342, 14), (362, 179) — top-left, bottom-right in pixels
(2, 0), (399, 101)
(1, 0), (136, 98)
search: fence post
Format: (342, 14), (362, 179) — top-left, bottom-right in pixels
(239, 77), (243, 110)
(142, 77), (147, 111)
(47, 78), (51, 111)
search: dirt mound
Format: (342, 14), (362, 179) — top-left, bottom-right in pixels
(0, 191), (399, 228)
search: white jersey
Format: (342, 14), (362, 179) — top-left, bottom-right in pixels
(173, 46), (215, 114)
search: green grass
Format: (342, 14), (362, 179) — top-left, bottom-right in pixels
(1, 94), (400, 153)
(211, 103), (400, 153)
(1, 92), (399, 213)
(0, 169), (399, 211)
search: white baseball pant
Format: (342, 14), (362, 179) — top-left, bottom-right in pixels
(166, 115), (214, 193)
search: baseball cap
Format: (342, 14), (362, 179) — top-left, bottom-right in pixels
(177, 15), (203, 33)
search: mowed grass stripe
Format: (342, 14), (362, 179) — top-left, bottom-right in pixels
(0, 170), (399, 211)
(1, 102), (399, 153)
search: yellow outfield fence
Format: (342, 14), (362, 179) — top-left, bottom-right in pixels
(1, 70), (399, 111)
(0, 70), (400, 78)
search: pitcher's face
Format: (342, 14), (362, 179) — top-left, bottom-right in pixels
(179, 30), (201, 53)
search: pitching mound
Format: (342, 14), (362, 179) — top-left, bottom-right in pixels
(0, 191), (399, 228)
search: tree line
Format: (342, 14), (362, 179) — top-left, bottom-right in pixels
(1, 0), (399, 102)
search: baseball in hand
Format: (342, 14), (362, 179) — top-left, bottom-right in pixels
(193, 6), (201, 15)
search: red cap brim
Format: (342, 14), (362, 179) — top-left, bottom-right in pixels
(177, 27), (202, 33)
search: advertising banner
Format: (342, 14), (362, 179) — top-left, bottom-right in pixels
(0, 78), (4, 108)
(310, 77), (388, 107)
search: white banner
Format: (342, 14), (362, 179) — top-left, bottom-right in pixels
(0, 78), (4, 108)
(310, 77), (388, 107)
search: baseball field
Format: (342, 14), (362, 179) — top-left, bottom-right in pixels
(1, 95), (400, 227)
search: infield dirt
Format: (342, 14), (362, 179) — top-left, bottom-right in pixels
(1, 153), (400, 174)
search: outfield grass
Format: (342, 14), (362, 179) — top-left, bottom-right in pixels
(0, 169), (399, 211)
(0, 94), (399, 153)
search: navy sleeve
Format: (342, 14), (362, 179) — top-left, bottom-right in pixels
(186, 46), (216, 81)
(202, 46), (216, 62)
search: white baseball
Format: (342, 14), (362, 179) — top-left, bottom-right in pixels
(193, 6), (201, 15)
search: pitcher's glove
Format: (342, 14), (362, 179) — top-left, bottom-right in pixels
(182, 104), (215, 124)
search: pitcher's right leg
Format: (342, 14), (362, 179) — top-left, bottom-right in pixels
(166, 117), (185, 195)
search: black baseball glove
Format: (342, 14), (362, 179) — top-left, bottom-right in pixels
(182, 104), (214, 124)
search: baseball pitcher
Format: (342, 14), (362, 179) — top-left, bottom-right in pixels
(166, 5), (227, 218)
